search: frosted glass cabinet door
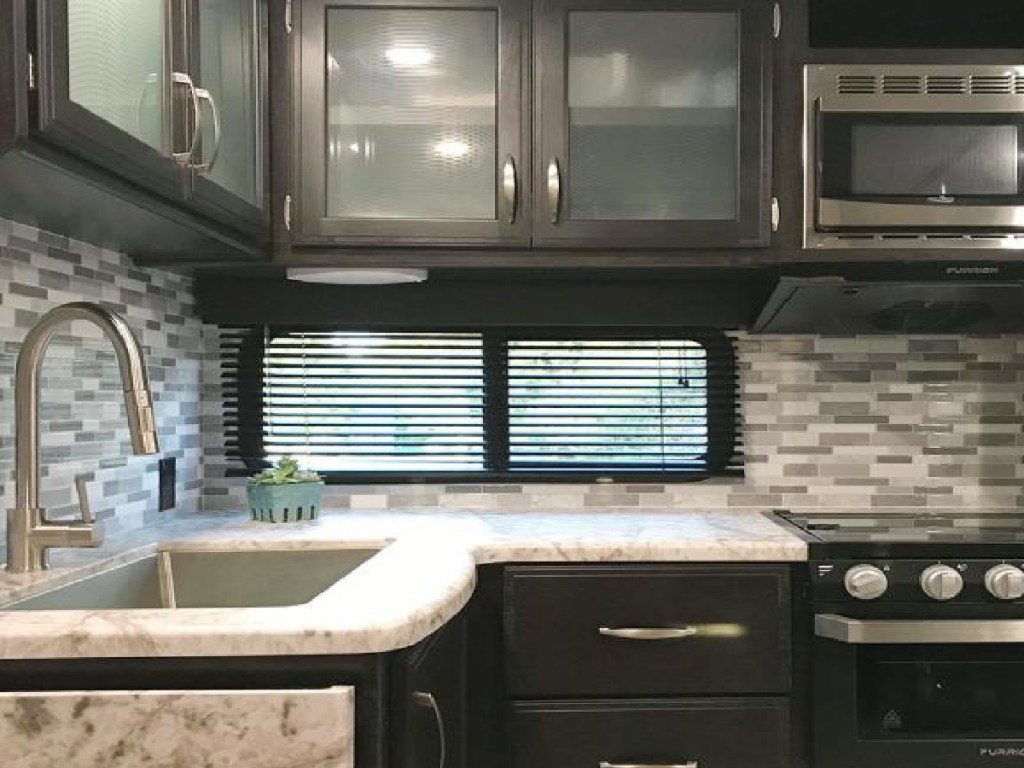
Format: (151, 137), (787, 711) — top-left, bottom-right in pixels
(35, 0), (185, 199)
(296, 0), (527, 245)
(534, 0), (773, 248)
(189, 0), (265, 225)
(67, 0), (168, 151)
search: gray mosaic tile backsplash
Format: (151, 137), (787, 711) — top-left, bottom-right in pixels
(0, 218), (203, 556)
(202, 330), (1024, 514)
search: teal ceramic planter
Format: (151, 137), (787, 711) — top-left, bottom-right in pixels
(246, 482), (324, 523)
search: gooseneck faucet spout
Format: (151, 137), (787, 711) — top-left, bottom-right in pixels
(7, 302), (160, 573)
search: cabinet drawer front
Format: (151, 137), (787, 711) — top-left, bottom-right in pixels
(505, 565), (791, 696)
(0, 687), (353, 768)
(512, 699), (789, 768)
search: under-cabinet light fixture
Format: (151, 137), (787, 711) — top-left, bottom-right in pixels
(286, 268), (429, 285)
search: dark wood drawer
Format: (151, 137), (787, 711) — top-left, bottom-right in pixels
(505, 564), (791, 696)
(512, 698), (789, 768)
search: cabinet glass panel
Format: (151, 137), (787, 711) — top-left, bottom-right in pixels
(196, 0), (262, 206)
(567, 11), (738, 221)
(326, 8), (497, 220)
(67, 0), (167, 153)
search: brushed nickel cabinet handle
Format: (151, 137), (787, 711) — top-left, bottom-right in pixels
(192, 87), (222, 175)
(170, 71), (201, 167)
(502, 155), (518, 224)
(412, 691), (446, 768)
(598, 627), (699, 640)
(600, 761), (698, 768)
(547, 157), (562, 223)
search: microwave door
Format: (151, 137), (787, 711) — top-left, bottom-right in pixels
(815, 114), (1024, 231)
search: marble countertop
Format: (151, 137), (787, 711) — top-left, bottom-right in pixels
(0, 509), (806, 660)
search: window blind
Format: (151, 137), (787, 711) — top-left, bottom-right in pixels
(262, 331), (485, 472)
(221, 327), (741, 480)
(507, 339), (721, 472)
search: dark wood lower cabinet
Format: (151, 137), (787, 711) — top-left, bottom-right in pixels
(505, 563), (796, 768)
(0, 563), (795, 768)
(512, 698), (790, 768)
(0, 611), (469, 768)
(392, 612), (467, 768)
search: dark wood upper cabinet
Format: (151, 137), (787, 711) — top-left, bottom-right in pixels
(533, 0), (774, 248)
(0, 0), (267, 262)
(292, 0), (529, 247)
(287, 0), (774, 250)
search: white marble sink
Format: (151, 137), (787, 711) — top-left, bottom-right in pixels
(2, 545), (382, 611)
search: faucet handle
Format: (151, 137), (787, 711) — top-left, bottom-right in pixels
(74, 474), (94, 525)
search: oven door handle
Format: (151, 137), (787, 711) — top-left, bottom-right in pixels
(816, 614), (1024, 644)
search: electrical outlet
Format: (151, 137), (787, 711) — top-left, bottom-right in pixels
(158, 457), (176, 511)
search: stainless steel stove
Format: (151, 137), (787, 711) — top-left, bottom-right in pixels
(773, 510), (1024, 768)
(776, 510), (1024, 558)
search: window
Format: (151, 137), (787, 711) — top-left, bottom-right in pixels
(221, 327), (741, 481)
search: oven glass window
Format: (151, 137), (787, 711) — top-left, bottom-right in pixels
(820, 115), (1024, 201)
(859, 646), (1024, 737)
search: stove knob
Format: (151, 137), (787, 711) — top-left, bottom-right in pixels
(920, 564), (964, 601)
(985, 565), (1024, 601)
(844, 564), (888, 600)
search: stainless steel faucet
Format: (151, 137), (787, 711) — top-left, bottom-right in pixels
(7, 303), (160, 573)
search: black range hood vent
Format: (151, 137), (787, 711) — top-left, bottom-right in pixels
(751, 265), (1024, 335)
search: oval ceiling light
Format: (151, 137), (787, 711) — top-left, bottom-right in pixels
(286, 268), (429, 285)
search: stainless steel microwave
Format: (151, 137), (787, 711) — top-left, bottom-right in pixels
(804, 64), (1024, 249)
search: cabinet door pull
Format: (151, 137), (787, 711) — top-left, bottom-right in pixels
(600, 762), (698, 768)
(503, 155), (518, 223)
(170, 72), (201, 167)
(412, 691), (446, 768)
(547, 157), (562, 223)
(192, 88), (223, 175)
(598, 627), (699, 640)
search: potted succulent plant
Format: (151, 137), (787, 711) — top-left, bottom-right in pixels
(246, 456), (324, 523)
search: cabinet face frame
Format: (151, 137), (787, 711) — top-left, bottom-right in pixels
(532, 0), (773, 248)
(293, 0), (530, 246)
(33, 0), (188, 201)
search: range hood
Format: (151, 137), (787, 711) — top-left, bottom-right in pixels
(751, 264), (1024, 334)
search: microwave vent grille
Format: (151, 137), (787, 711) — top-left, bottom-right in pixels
(883, 74), (926, 93)
(835, 74), (881, 94)
(835, 72), (1024, 95)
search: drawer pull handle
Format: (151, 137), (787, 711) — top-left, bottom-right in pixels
(412, 691), (446, 768)
(600, 761), (698, 768)
(598, 627), (699, 640)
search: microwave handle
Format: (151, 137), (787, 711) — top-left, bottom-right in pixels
(816, 614), (1024, 644)
(812, 97), (823, 220)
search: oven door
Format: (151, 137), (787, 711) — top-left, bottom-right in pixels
(815, 112), (1024, 232)
(813, 615), (1024, 768)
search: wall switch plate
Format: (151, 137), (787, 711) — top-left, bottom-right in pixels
(158, 457), (176, 511)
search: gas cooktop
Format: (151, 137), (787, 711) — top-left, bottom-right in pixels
(773, 510), (1024, 558)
